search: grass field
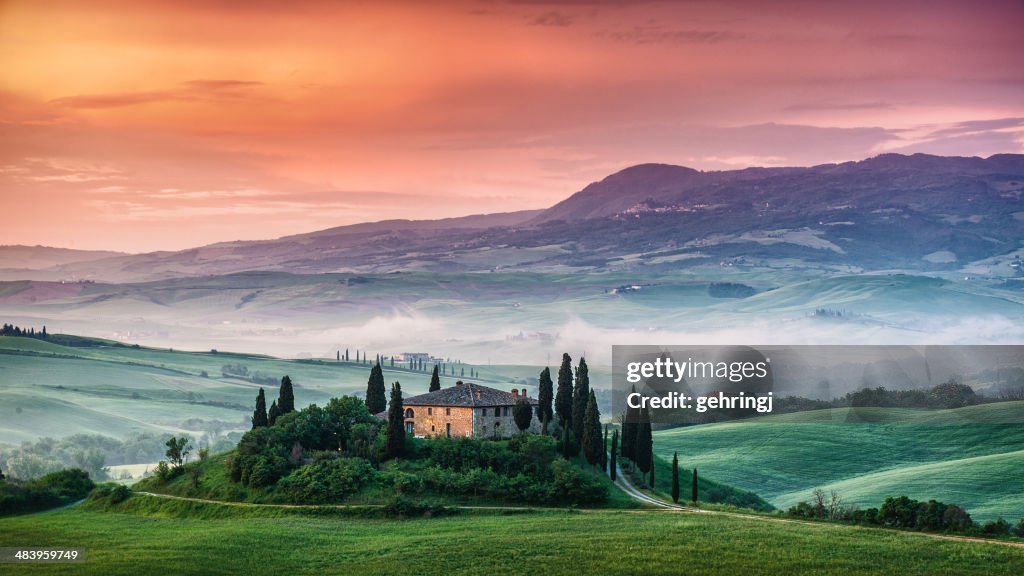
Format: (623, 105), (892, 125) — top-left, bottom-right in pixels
(0, 336), (542, 446)
(653, 403), (1024, 521)
(1, 497), (1022, 575)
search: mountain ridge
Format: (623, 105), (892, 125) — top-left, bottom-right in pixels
(2, 153), (1022, 282)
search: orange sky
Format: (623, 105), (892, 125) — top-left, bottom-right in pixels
(1, 0), (1023, 252)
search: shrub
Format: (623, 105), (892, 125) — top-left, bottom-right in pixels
(0, 469), (95, 516)
(276, 458), (376, 503)
(982, 518), (1012, 536)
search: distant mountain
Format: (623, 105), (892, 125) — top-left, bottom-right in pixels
(532, 153), (1024, 223)
(0, 245), (126, 271)
(4, 153), (1023, 282)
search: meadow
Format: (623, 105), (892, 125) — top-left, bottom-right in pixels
(653, 403), (1024, 521)
(1, 497), (1022, 575)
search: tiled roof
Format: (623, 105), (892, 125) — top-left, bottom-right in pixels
(403, 382), (538, 408)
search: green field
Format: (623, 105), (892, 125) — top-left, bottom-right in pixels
(0, 497), (1021, 575)
(0, 336), (540, 446)
(653, 403), (1024, 521)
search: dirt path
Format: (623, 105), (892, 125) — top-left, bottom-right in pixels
(125, 477), (1024, 550)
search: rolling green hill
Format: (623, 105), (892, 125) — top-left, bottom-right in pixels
(653, 402), (1024, 522)
(0, 336), (531, 446)
(1, 500), (1021, 575)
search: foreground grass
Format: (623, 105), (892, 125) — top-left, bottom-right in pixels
(1, 500), (1022, 575)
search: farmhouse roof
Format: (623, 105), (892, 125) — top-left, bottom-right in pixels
(403, 382), (538, 408)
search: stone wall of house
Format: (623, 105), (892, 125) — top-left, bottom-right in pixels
(473, 405), (542, 439)
(404, 404), (542, 439)
(405, 405), (474, 438)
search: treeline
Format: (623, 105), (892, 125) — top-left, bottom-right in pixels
(221, 363), (280, 386)
(0, 432), (241, 481)
(787, 489), (1024, 538)
(0, 323), (48, 338)
(0, 469), (94, 516)
(333, 349), (478, 379)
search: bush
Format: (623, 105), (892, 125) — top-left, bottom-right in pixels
(276, 458), (376, 504)
(1013, 519), (1024, 537)
(0, 468), (95, 516)
(982, 518), (1012, 536)
(381, 495), (455, 518)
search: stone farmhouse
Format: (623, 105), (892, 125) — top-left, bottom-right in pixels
(399, 381), (541, 439)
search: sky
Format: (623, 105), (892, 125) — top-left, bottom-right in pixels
(1, 0), (1023, 252)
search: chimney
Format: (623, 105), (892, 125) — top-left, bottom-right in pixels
(521, 388), (527, 398)
(475, 390), (481, 400)
(511, 389), (519, 398)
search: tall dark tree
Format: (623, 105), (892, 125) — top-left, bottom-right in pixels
(251, 388), (268, 429)
(621, 386), (639, 462)
(560, 423), (579, 457)
(513, 399), (533, 432)
(671, 452), (680, 503)
(554, 353), (573, 429)
(429, 365), (441, 392)
(691, 468), (699, 505)
(572, 357), (590, 445)
(365, 363), (386, 414)
(582, 389), (602, 467)
(601, 425), (609, 474)
(278, 375), (295, 414)
(537, 367), (554, 433)
(635, 406), (653, 483)
(386, 381), (405, 458)
(268, 400), (281, 426)
(0, 466), (5, 481)
(345, 348), (349, 361)
(609, 430), (618, 481)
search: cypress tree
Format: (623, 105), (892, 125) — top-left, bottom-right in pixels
(582, 389), (602, 467)
(610, 430), (618, 481)
(345, 349), (349, 361)
(554, 353), (573, 430)
(692, 468), (699, 505)
(601, 425), (609, 473)
(537, 367), (554, 433)
(635, 406), (652, 483)
(251, 388), (268, 429)
(513, 399), (533, 432)
(671, 452), (680, 503)
(268, 400), (281, 426)
(621, 385), (639, 462)
(278, 375), (295, 414)
(365, 363), (386, 414)
(429, 364), (441, 392)
(386, 381), (405, 458)
(572, 357), (590, 445)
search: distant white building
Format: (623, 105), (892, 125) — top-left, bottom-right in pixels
(399, 352), (431, 363)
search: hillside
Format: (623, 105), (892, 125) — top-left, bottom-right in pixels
(0, 335), (528, 447)
(2, 270), (1022, 363)
(1, 502), (1021, 575)
(4, 153), (1023, 282)
(653, 402), (1024, 521)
